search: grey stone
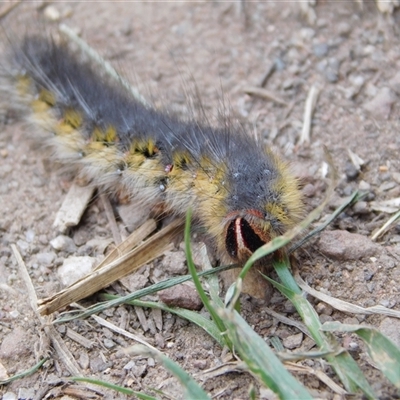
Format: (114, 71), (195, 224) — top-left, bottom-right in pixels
(0, 327), (30, 359)
(159, 282), (203, 310)
(36, 251), (56, 266)
(319, 230), (381, 260)
(50, 235), (77, 254)
(313, 43), (329, 58)
(57, 256), (96, 286)
(283, 332), (303, 349)
(363, 87), (397, 119)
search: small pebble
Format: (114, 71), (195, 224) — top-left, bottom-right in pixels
(44, 5), (61, 21)
(316, 302), (333, 316)
(103, 339), (116, 349)
(317, 58), (340, 83)
(352, 201), (369, 215)
(25, 229), (35, 243)
(344, 161), (359, 181)
(73, 229), (90, 246)
(36, 251), (56, 266)
(379, 299), (390, 308)
(58, 256), (96, 286)
(117, 202), (152, 232)
(337, 21), (352, 37)
(0, 328), (30, 359)
(300, 27), (315, 41)
(124, 361), (136, 370)
(16, 239), (29, 252)
(159, 282), (203, 310)
(147, 358), (155, 367)
(282, 332), (303, 350)
(162, 250), (187, 275)
(9, 310), (19, 318)
(313, 42), (329, 57)
(302, 183), (316, 197)
(32, 176), (45, 188)
(90, 357), (112, 373)
(358, 180), (371, 191)
(363, 87), (396, 119)
(284, 300), (296, 313)
(193, 359), (208, 370)
(50, 235), (77, 254)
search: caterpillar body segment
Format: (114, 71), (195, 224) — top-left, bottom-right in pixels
(1, 33), (303, 296)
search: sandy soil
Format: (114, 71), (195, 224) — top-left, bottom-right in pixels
(1, 2), (400, 399)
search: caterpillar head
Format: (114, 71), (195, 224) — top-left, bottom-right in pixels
(223, 209), (272, 263)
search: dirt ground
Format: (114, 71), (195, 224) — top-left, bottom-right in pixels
(1, 1), (400, 399)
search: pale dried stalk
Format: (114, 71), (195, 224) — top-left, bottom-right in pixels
(38, 218), (183, 315)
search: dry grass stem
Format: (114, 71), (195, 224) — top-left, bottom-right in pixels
(38, 218), (183, 315)
(100, 193), (122, 245)
(300, 85), (319, 145)
(295, 269), (400, 318)
(243, 86), (288, 106)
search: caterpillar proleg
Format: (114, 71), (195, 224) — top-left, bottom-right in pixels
(1, 31), (303, 297)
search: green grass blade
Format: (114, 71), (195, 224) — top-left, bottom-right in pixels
(54, 263), (236, 324)
(100, 294), (225, 347)
(71, 376), (156, 398)
(132, 345), (211, 400)
(264, 258), (376, 398)
(184, 209), (231, 349)
(219, 307), (313, 400)
(323, 321), (400, 389)
(289, 190), (362, 253)
(0, 358), (48, 385)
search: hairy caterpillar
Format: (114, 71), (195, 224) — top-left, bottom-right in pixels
(1, 31), (303, 297)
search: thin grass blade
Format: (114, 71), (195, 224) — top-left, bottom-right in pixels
(131, 344), (211, 400)
(71, 376), (156, 398)
(322, 321), (400, 389)
(184, 209), (230, 348)
(265, 258), (376, 398)
(219, 307), (313, 399)
(100, 294), (224, 347)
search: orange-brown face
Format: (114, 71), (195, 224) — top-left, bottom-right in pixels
(223, 209), (271, 263)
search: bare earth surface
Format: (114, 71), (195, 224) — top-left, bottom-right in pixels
(1, 2), (400, 399)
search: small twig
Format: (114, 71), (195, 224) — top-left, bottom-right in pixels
(100, 193), (122, 245)
(53, 181), (95, 233)
(371, 209), (400, 241)
(263, 306), (311, 338)
(92, 314), (157, 351)
(300, 85), (320, 145)
(11, 244), (39, 314)
(347, 148), (365, 171)
(285, 362), (347, 395)
(243, 86), (288, 106)
(259, 61), (276, 88)
(38, 218), (181, 315)
(0, 358), (48, 385)
(294, 267), (400, 319)
(11, 244), (83, 378)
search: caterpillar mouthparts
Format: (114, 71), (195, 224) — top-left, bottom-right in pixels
(224, 210), (271, 260)
(1, 31), (303, 297)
